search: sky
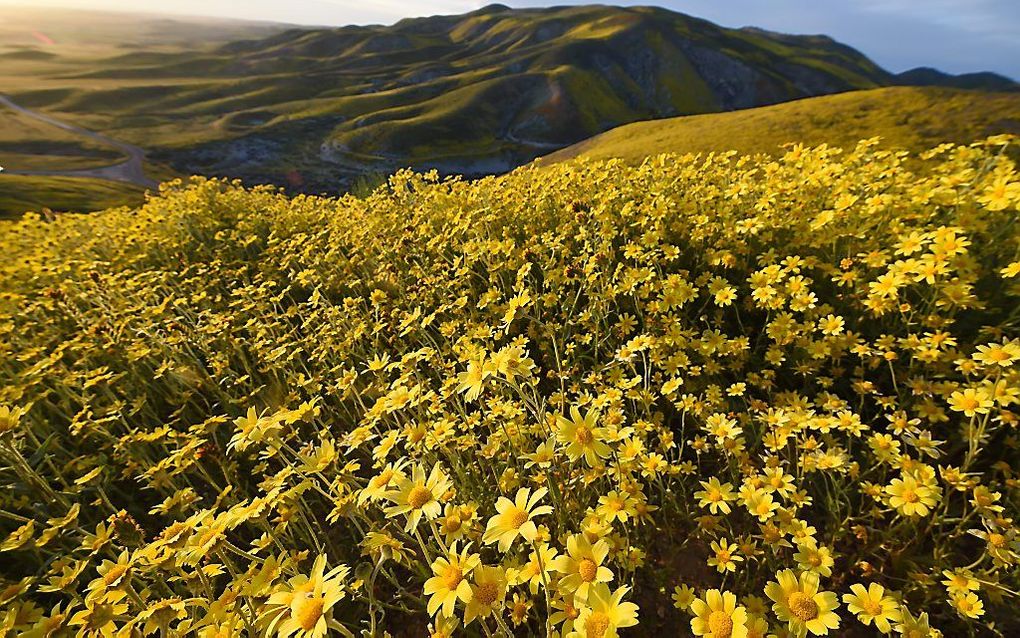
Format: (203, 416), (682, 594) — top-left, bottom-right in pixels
(2, 0), (1018, 79)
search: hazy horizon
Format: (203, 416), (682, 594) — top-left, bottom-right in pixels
(0, 0), (1017, 80)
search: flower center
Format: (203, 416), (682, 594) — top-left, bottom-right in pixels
(575, 426), (594, 445)
(708, 610), (734, 638)
(901, 489), (919, 503)
(787, 591), (819, 621)
(407, 485), (432, 509)
(442, 566), (463, 591)
(584, 611), (611, 638)
(474, 582), (499, 606)
(507, 507), (529, 529)
(578, 558), (598, 582)
(988, 533), (1006, 548)
(293, 594), (325, 631)
(443, 515), (462, 533)
(862, 599), (883, 616)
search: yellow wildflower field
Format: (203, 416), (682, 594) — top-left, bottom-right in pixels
(0, 136), (1018, 637)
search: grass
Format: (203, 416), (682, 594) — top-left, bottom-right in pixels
(543, 87), (1020, 163)
(0, 174), (145, 217)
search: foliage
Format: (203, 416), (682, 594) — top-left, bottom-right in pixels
(1, 137), (1019, 637)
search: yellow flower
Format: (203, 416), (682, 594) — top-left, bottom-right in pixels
(695, 478), (737, 515)
(946, 387), (993, 417)
(885, 474), (939, 517)
(358, 462), (407, 505)
(482, 487), (552, 552)
(764, 570), (840, 638)
(596, 490), (637, 524)
(950, 591), (984, 619)
(423, 544), (479, 618)
(573, 583), (639, 638)
(972, 339), (1020, 368)
(385, 463), (451, 531)
(262, 555), (349, 638)
(0, 405), (24, 435)
(551, 533), (614, 601)
(894, 607), (937, 638)
(673, 584), (697, 611)
(940, 569), (979, 595)
(457, 357), (492, 401)
(793, 539), (834, 577)
(690, 589), (748, 638)
(463, 565), (508, 625)
(555, 407), (612, 466)
(708, 539), (742, 574)
(842, 583), (901, 633)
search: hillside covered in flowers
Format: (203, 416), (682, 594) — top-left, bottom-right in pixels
(1, 137), (1019, 637)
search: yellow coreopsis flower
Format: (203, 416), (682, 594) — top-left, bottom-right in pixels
(482, 487), (552, 552)
(690, 589), (749, 638)
(708, 539), (742, 574)
(573, 583), (639, 638)
(764, 570), (840, 638)
(842, 583), (901, 633)
(262, 555), (349, 638)
(463, 565), (508, 626)
(695, 478), (737, 515)
(555, 407), (612, 466)
(551, 533), (614, 601)
(951, 592), (984, 619)
(423, 544), (479, 618)
(385, 463), (452, 531)
(885, 474), (939, 517)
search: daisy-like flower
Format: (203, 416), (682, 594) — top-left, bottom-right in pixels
(573, 583), (639, 638)
(793, 539), (834, 577)
(885, 474), (939, 517)
(262, 555), (349, 638)
(597, 490), (637, 524)
(695, 478), (737, 515)
(555, 407), (612, 466)
(385, 463), (451, 531)
(690, 589), (749, 638)
(551, 533), (614, 601)
(550, 592), (583, 634)
(423, 544), (479, 618)
(940, 569), (979, 595)
(951, 591), (984, 619)
(673, 584), (697, 611)
(457, 357), (492, 401)
(764, 570), (840, 638)
(482, 487), (552, 552)
(463, 565), (508, 626)
(842, 583), (901, 633)
(708, 539), (742, 574)
(358, 462), (407, 505)
(894, 607), (936, 638)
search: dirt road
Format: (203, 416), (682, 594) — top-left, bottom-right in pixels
(0, 94), (159, 189)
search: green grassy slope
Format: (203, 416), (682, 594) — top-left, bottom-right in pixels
(0, 174), (145, 217)
(542, 87), (1020, 163)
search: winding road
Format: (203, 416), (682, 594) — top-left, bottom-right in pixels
(0, 94), (159, 189)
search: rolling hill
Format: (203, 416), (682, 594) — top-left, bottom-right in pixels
(2, 3), (902, 193)
(542, 86), (1020, 164)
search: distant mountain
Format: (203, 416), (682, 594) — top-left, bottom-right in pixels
(894, 67), (1018, 92)
(542, 87), (1020, 165)
(2, 4), (1013, 194)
